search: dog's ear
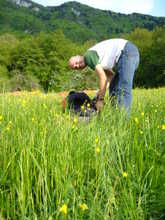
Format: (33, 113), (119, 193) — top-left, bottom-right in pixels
(69, 91), (75, 95)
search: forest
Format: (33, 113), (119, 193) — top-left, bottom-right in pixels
(0, 27), (165, 92)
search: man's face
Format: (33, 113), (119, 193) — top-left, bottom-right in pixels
(69, 56), (85, 70)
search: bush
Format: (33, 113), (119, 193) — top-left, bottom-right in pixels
(0, 65), (10, 92)
(9, 73), (41, 91)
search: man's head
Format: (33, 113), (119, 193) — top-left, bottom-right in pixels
(68, 55), (86, 70)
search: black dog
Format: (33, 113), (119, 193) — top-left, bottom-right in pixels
(65, 91), (97, 117)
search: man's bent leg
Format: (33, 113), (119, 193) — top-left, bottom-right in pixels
(109, 73), (119, 106)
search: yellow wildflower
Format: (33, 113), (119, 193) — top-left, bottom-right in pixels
(0, 115), (2, 120)
(162, 125), (165, 130)
(73, 117), (78, 124)
(60, 204), (67, 215)
(122, 172), (128, 178)
(81, 105), (85, 110)
(21, 100), (26, 107)
(96, 146), (100, 154)
(141, 112), (144, 116)
(87, 103), (90, 108)
(95, 138), (99, 144)
(79, 203), (88, 211)
(134, 117), (139, 124)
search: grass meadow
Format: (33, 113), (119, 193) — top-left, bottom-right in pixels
(0, 88), (165, 220)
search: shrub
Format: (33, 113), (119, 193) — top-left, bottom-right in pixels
(9, 73), (41, 91)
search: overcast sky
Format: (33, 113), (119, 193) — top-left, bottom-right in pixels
(32, 0), (165, 17)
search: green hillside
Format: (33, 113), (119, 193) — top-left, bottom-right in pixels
(0, 0), (165, 92)
(48, 2), (165, 41)
(0, 0), (165, 41)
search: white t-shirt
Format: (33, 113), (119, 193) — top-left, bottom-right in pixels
(89, 38), (128, 70)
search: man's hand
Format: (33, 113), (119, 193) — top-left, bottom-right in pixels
(96, 99), (104, 112)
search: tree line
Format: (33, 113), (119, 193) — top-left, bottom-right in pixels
(0, 27), (165, 92)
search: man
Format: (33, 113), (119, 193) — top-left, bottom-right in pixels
(68, 38), (139, 112)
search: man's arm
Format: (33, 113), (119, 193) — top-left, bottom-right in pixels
(95, 64), (109, 100)
(94, 64), (110, 111)
(104, 69), (114, 81)
(104, 69), (114, 88)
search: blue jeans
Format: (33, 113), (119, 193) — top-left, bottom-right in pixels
(109, 41), (140, 111)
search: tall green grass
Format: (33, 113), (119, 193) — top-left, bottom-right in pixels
(0, 88), (165, 220)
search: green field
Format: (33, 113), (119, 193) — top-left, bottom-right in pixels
(0, 88), (165, 220)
